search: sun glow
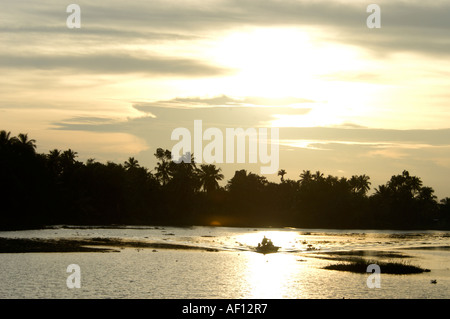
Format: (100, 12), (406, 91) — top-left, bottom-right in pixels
(208, 27), (379, 127)
(211, 28), (363, 96)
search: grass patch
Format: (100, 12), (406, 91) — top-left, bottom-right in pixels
(0, 237), (219, 253)
(319, 250), (409, 259)
(0, 238), (118, 253)
(323, 258), (430, 274)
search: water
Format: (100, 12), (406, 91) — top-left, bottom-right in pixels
(0, 226), (449, 299)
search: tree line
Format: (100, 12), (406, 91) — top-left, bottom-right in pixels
(1, 130), (449, 230)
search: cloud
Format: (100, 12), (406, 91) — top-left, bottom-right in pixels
(0, 26), (198, 41)
(134, 95), (315, 110)
(279, 138), (449, 157)
(319, 72), (385, 83)
(51, 96), (450, 150)
(37, 130), (149, 162)
(59, 117), (120, 125)
(281, 127), (450, 146)
(366, 148), (408, 160)
(3, 0), (450, 59)
(228, 0), (450, 58)
(52, 100), (450, 166)
(0, 53), (232, 77)
(53, 96), (313, 134)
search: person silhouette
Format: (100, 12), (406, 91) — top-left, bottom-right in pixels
(261, 236), (268, 246)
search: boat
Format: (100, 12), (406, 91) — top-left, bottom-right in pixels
(254, 236), (280, 254)
(255, 244), (280, 254)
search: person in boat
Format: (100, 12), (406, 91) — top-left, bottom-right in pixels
(261, 236), (273, 247)
(261, 236), (268, 246)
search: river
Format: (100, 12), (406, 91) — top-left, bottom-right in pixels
(0, 226), (449, 299)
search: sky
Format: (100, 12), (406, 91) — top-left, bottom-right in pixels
(1, 0), (450, 198)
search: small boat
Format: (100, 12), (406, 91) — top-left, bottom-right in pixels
(255, 236), (280, 254)
(255, 244), (280, 254)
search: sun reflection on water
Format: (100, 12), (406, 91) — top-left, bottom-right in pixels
(233, 231), (308, 298)
(244, 252), (304, 298)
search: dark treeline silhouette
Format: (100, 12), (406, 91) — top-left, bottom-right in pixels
(1, 130), (449, 230)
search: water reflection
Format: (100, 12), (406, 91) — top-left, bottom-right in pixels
(244, 252), (302, 298)
(234, 231), (307, 298)
(1, 227), (449, 299)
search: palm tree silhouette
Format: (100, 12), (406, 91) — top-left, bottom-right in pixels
(0, 130), (13, 145)
(46, 149), (62, 176)
(124, 157), (140, 170)
(349, 175), (371, 195)
(48, 149), (61, 159)
(198, 164), (224, 193)
(387, 170), (423, 197)
(154, 149), (173, 186)
(313, 171), (324, 182)
(299, 170), (313, 185)
(17, 133), (36, 147)
(11, 133), (36, 154)
(154, 148), (172, 162)
(62, 149), (77, 163)
(278, 169), (286, 183)
(155, 160), (171, 186)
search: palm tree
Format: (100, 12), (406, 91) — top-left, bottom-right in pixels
(408, 176), (423, 197)
(155, 160), (172, 186)
(62, 149), (77, 163)
(299, 170), (313, 185)
(0, 130), (13, 145)
(418, 186), (436, 202)
(59, 149), (78, 173)
(350, 174), (371, 195)
(278, 169), (286, 183)
(17, 133), (36, 147)
(313, 171), (324, 182)
(170, 152), (198, 180)
(198, 164), (224, 193)
(46, 149), (62, 176)
(13, 133), (36, 154)
(48, 149), (61, 159)
(124, 157), (140, 170)
(374, 185), (392, 201)
(358, 174), (371, 195)
(387, 170), (422, 197)
(0, 130), (17, 153)
(326, 175), (339, 187)
(154, 148), (172, 162)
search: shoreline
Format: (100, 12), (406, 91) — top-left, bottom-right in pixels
(2, 223), (450, 232)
